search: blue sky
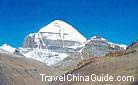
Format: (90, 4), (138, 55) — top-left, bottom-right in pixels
(0, 0), (138, 47)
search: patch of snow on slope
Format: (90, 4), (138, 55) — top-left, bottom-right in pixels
(45, 53), (69, 66)
(0, 44), (16, 53)
(91, 36), (107, 41)
(22, 48), (69, 66)
(108, 42), (127, 49)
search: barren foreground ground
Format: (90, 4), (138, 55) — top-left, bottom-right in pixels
(50, 48), (138, 85)
(0, 48), (138, 85)
(0, 52), (60, 85)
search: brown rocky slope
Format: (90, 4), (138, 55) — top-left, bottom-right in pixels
(50, 47), (138, 85)
(0, 51), (60, 85)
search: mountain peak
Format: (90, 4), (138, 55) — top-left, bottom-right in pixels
(38, 20), (86, 43)
(2, 44), (9, 47)
(90, 36), (107, 41)
(53, 19), (66, 23)
(0, 44), (16, 53)
(39, 20), (71, 33)
(88, 36), (127, 50)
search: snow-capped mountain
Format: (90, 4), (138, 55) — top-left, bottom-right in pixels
(89, 36), (127, 49)
(21, 20), (87, 66)
(0, 44), (16, 53)
(23, 20), (86, 49)
(0, 20), (128, 67)
(90, 36), (127, 50)
(82, 36), (127, 57)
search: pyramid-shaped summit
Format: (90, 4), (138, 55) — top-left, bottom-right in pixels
(21, 20), (87, 66)
(39, 20), (86, 43)
(23, 20), (86, 49)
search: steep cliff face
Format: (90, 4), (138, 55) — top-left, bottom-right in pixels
(82, 36), (110, 57)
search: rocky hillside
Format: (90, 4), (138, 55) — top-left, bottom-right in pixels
(50, 47), (138, 85)
(53, 36), (127, 73)
(82, 36), (127, 58)
(127, 40), (138, 50)
(0, 50), (61, 85)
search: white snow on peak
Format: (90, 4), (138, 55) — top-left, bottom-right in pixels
(91, 36), (107, 41)
(91, 36), (98, 39)
(27, 33), (35, 37)
(39, 20), (86, 43)
(0, 44), (16, 53)
(90, 36), (127, 50)
(108, 42), (127, 49)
